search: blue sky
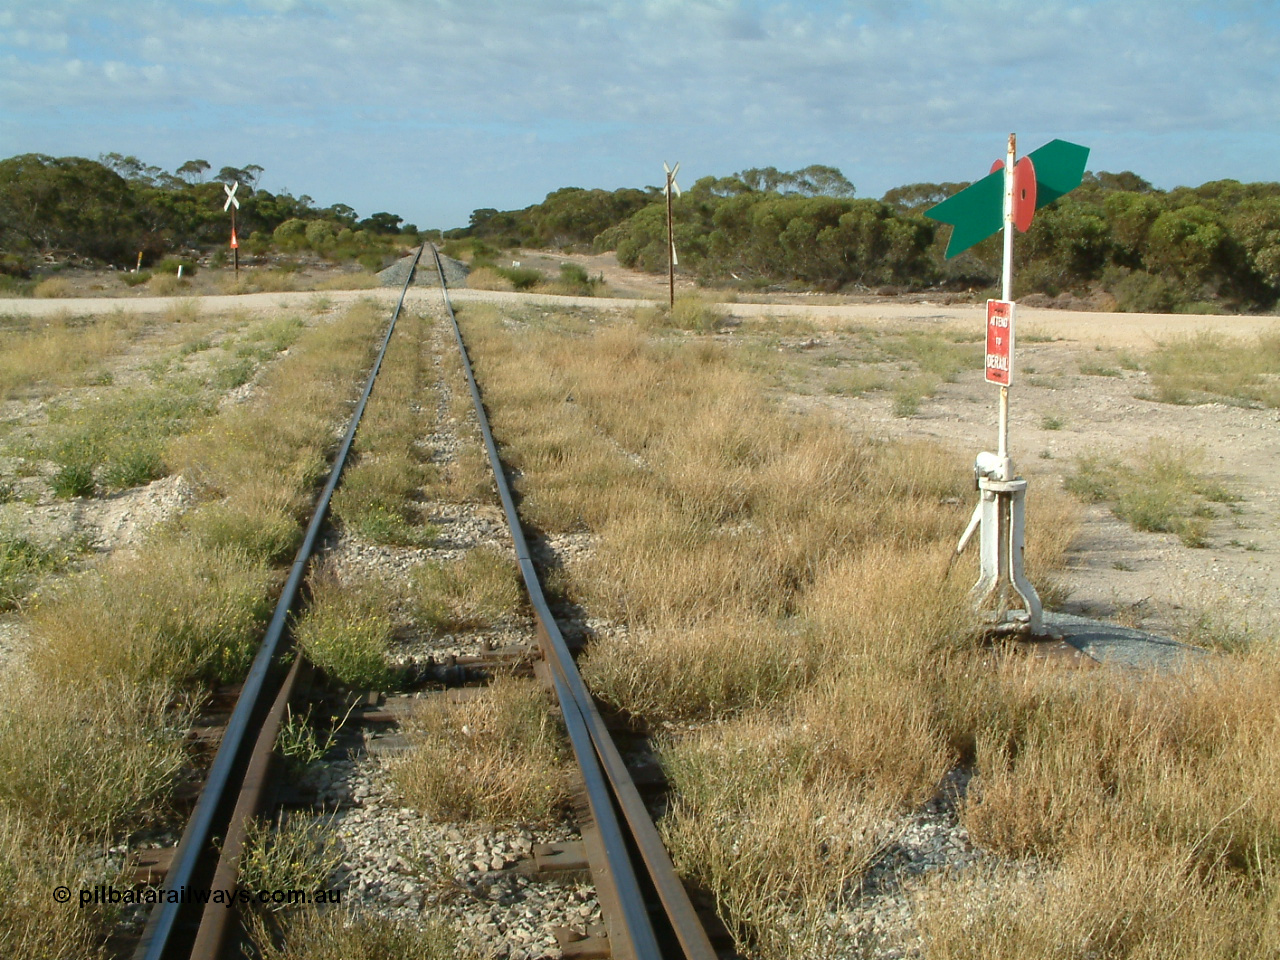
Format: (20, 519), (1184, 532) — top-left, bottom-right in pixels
(3, 1), (1278, 231)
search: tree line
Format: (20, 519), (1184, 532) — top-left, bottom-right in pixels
(0, 153), (420, 276)
(4, 151), (1279, 312)
(456, 165), (1280, 312)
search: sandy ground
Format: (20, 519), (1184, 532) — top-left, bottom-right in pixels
(4, 257), (1277, 642)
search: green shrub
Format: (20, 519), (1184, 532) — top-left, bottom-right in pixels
(50, 462), (95, 498)
(1102, 266), (1184, 314)
(496, 265), (544, 290)
(120, 270), (152, 287)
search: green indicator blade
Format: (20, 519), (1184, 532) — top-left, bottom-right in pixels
(924, 168), (1004, 259)
(1026, 139), (1090, 208)
(924, 138), (1091, 259)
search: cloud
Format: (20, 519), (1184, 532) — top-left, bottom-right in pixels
(1, 0), (1277, 227)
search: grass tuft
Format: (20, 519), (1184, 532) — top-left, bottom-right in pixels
(392, 676), (571, 822)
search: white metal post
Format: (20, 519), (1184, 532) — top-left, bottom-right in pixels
(960, 132), (1042, 636)
(998, 133), (1015, 465)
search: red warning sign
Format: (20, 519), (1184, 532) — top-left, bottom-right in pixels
(230, 228), (239, 250)
(985, 299), (1013, 385)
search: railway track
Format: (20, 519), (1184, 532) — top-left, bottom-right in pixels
(130, 245), (720, 960)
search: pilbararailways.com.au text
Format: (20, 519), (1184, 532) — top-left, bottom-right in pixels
(61, 885), (341, 909)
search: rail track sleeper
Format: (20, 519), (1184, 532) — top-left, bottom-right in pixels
(128, 848), (176, 885)
(553, 925), (613, 960)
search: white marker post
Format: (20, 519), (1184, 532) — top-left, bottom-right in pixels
(663, 162), (681, 308)
(223, 181), (241, 277)
(961, 133), (1043, 635)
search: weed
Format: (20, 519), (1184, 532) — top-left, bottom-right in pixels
(276, 702), (356, 774)
(668, 294), (727, 333)
(497, 265), (544, 290)
(392, 676), (571, 822)
(179, 337), (213, 356)
(892, 387), (922, 417)
(164, 298), (200, 323)
(307, 294), (332, 315)
(0, 532), (71, 607)
(825, 368), (887, 397)
(238, 813), (342, 912)
(1079, 361), (1121, 377)
(148, 273), (187, 296)
(1066, 441), (1238, 547)
(248, 909), (455, 960)
(50, 461), (95, 498)
(0, 676), (188, 836)
(294, 572), (397, 691)
(411, 546), (522, 632)
(0, 809), (118, 958)
(1040, 414), (1065, 430)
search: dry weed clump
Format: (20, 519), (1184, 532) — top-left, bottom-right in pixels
(956, 651), (1280, 875)
(914, 843), (1276, 960)
(0, 310), (142, 399)
(0, 809), (117, 959)
(26, 540), (277, 686)
(392, 676), (572, 822)
(31, 277), (72, 298)
(0, 676), (187, 835)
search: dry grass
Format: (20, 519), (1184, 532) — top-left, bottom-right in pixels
(0, 809), (117, 959)
(464, 265), (513, 291)
(391, 676), (572, 822)
(25, 540), (277, 686)
(31, 277), (72, 298)
(0, 310), (144, 399)
(332, 310), (436, 547)
(1142, 331), (1280, 408)
(249, 909), (455, 960)
(914, 843), (1278, 959)
(411, 545), (523, 633)
(0, 676), (188, 836)
(953, 651), (1280, 871)
(313, 271), (380, 291)
(453, 304), (1105, 953)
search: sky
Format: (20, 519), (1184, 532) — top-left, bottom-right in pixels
(2, 1), (1279, 231)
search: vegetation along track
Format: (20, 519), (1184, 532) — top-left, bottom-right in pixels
(126, 245), (717, 960)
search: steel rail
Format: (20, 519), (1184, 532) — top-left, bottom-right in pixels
(429, 246), (716, 960)
(134, 244), (425, 960)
